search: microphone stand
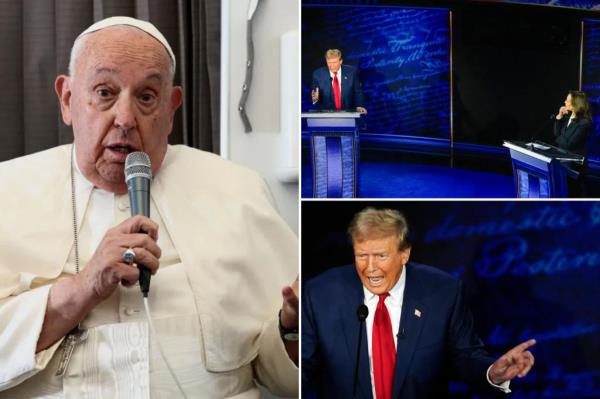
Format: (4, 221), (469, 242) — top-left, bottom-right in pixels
(353, 305), (369, 399)
(529, 114), (556, 150)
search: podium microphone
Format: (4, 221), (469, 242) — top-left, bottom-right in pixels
(125, 151), (153, 297)
(530, 114), (556, 145)
(353, 304), (369, 399)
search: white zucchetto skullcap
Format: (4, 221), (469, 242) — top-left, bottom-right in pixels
(77, 16), (176, 69)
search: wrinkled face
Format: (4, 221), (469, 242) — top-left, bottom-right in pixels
(326, 56), (343, 73)
(565, 94), (573, 112)
(56, 27), (182, 193)
(353, 235), (411, 295)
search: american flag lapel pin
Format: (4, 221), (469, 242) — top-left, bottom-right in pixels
(414, 309), (422, 318)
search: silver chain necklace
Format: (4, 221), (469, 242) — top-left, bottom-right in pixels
(55, 144), (88, 378)
(70, 144), (81, 274)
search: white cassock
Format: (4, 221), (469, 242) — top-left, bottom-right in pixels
(0, 144), (298, 398)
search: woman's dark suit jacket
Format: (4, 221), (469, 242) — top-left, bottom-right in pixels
(554, 116), (592, 156)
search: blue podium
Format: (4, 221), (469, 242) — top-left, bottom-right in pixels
(302, 112), (361, 198)
(503, 141), (584, 198)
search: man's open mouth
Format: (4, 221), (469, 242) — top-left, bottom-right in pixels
(368, 276), (384, 285)
(107, 144), (136, 154)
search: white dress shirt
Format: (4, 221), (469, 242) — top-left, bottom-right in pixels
(330, 68), (343, 92)
(363, 267), (406, 399)
(361, 266), (509, 397)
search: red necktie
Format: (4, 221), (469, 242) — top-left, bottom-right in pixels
(333, 72), (342, 110)
(373, 293), (395, 399)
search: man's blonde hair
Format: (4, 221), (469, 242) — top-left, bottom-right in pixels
(348, 207), (410, 250)
(325, 49), (342, 59)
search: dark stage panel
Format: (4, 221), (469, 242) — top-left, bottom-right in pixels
(452, 2), (580, 146)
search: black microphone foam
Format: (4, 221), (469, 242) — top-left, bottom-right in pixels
(125, 152), (152, 297)
(357, 304), (369, 321)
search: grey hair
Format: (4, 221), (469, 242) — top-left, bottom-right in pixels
(325, 49), (343, 59)
(67, 25), (176, 80)
(348, 207), (411, 250)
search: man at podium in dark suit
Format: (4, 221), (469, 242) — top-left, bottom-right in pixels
(302, 208), (536, 399)
(311, 49), (367, 114)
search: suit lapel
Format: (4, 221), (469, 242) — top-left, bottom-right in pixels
(341, 273), (374, 399)
(392, 265), (428, 398)
(341, 66), (351, 109)
(564, 119), (573, 136)
(564, 118), (579, 137)
(320, 68), (334, 109)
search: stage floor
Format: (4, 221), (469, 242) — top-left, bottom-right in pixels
(301, 161), (515, 198)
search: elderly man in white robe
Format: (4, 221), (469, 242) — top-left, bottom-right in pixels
(0, 17), (298, 398)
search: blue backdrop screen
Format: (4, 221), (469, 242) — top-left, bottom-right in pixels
(302, 5), (451, 139)
(583, 19), (600, 165)
(302, 201), (600, 398)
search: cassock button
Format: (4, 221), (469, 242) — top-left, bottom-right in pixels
(124, 307), (137, 316)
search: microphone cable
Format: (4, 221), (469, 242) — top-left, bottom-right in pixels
(143, 297), (189, 399)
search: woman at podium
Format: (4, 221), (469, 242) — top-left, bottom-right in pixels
(554, 90), (592, 155)
(554, 90), (593, 196)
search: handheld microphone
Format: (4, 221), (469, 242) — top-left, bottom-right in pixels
(125, 152), (152, 297)
(353, 305), (369, 399)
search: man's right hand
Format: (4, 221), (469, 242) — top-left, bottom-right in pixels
(76, 215), (161, 302)
(489, 339), (536, 385)
(36, 215), (161, 352)
(311, 87), (319, 104)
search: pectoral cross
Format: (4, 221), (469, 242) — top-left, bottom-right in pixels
(55, 327), (88, 377)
